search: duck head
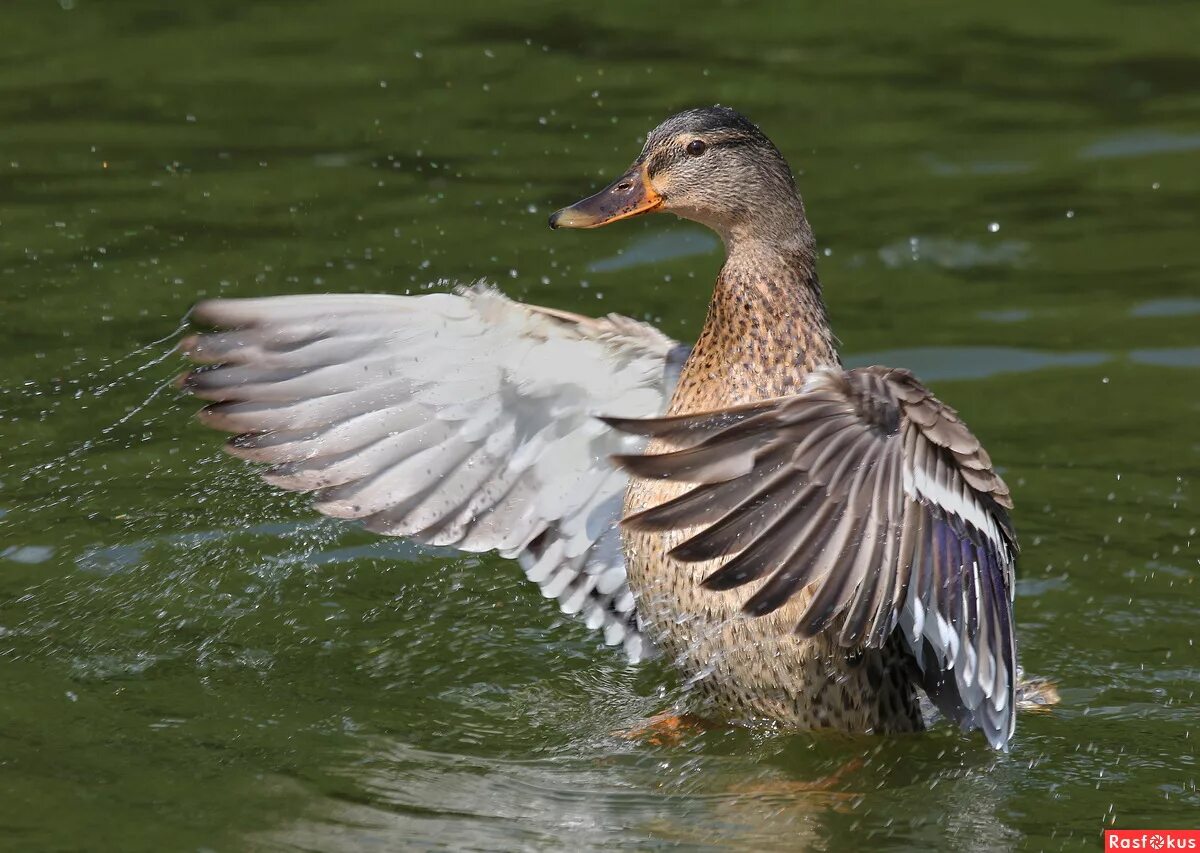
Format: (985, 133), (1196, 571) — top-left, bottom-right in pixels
(549, 106), (808, 248)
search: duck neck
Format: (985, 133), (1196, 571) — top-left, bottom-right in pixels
(670, 229), (840, 414)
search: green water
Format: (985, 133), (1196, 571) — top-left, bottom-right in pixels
(1, 1), (1197, 850)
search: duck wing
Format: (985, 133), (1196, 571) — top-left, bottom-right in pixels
(604, 365), (1018, 748)
(179, 283), (686, 662)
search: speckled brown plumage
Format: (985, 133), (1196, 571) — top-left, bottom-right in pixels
(624, 237), (924, 735)
(670, 243), (837, 408)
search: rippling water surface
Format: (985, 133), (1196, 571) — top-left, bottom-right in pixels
(1, 2), (1197, 850)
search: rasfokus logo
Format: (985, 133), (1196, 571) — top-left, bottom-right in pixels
(1104, 830), (1200, 850)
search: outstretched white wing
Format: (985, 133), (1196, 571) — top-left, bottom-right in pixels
(180, 283), (685, 662)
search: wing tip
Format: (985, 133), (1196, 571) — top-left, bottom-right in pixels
(981, 707), (1016, 752)
(188, 299), (231, 327)
(600, 414), (665, 438)
(195, 402), (253, 432)
(222, 432), (276, 461)
(609, 452), (676, 481)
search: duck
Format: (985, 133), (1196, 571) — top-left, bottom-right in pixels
(179, 106), (1028, 750)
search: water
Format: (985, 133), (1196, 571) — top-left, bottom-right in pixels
(1, 2), (1197, 850)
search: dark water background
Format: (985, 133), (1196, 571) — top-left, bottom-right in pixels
(1, 2), (1197, 850)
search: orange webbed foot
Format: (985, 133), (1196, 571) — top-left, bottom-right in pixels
(614, 711), (714, 746)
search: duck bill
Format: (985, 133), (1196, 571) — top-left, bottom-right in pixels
(548, 164), (663, 229)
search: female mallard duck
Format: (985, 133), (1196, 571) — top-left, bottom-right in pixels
(180, 106), (1023, 750)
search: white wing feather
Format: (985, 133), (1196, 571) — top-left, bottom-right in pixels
(181, 283), (682, 661)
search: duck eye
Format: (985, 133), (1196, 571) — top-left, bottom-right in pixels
(685, 139), (707, 156)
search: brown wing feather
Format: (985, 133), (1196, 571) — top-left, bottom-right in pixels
(608, 365), (1019, 749)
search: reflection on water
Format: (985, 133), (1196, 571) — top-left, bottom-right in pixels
(849, 346), (1200, 379)
(1130, 298), (1200, 318)
(1128, 347), (1200, 369)
(877, 237), (1029, 270)
(922, 155), (1033, 177)
(1, 545), (56, 564)
(978, 309), (1032, 324)
(259, 743), (840, 852)
(846, 346), (1107, 380)
(259, 725), (1029, 851)
(1079, 130), (1200, 160)
(73, 519), (437, 576)
(587, 229), (719, 273)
